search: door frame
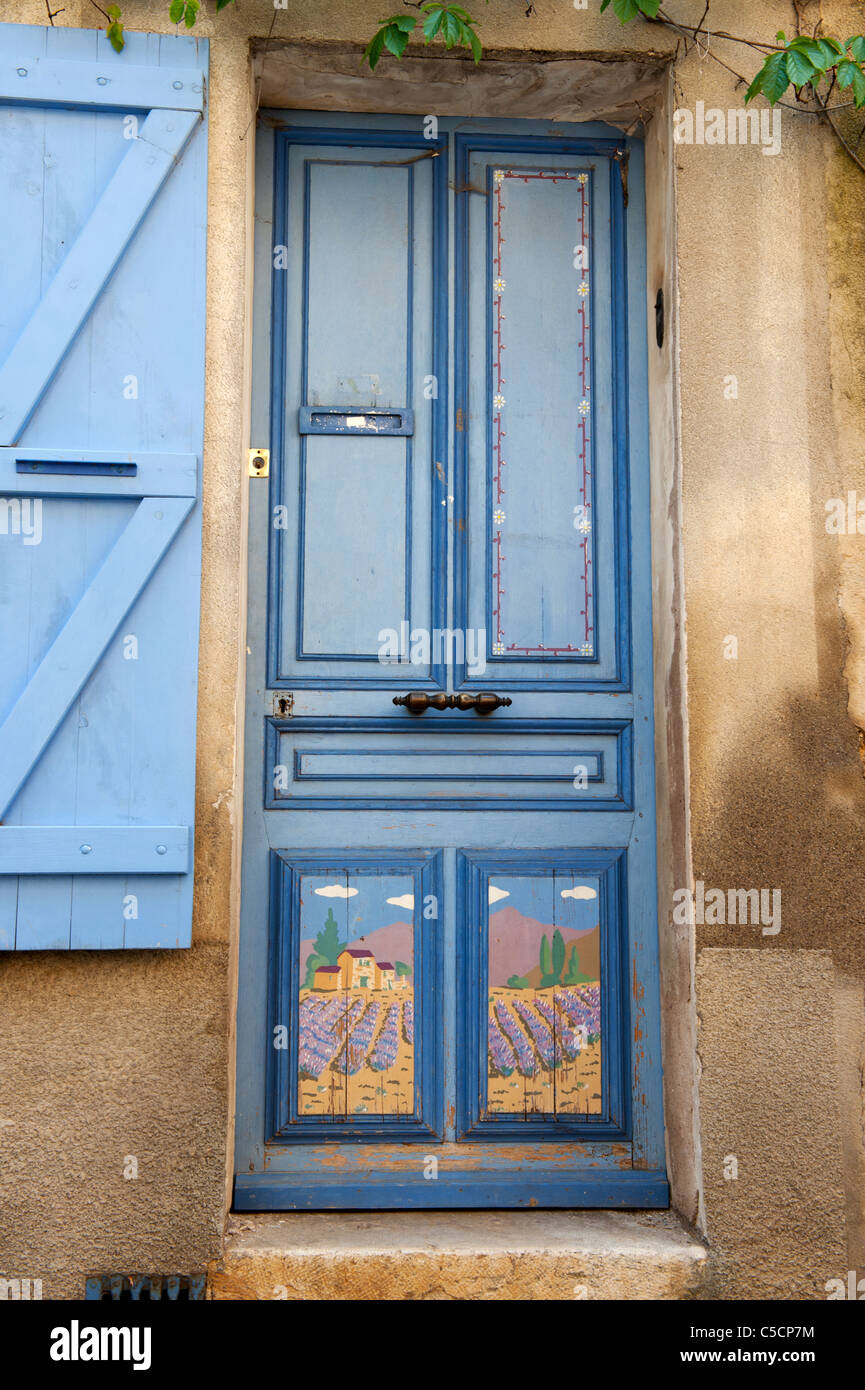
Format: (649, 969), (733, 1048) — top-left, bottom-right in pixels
(230, 60), (701, 1222)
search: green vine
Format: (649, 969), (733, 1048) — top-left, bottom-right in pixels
(70, 0), (865, 153)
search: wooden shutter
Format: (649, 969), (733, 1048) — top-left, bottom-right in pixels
(0, 24), (208, 948)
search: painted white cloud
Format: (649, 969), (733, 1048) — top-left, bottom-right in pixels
(488, 885), (510, 904)
(561, 885), (597, 901)
(314, 884), (358, 899)
(386, 894), (414, 910)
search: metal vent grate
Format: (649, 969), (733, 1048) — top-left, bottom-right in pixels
(85, 1274), (206, 1301)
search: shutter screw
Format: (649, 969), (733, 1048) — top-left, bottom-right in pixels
(80, 844), (93, 855)
(97, 76), (109, 86)
(156, 844), (167, 855)
(172, 81), (183, 90)
(16, 67), (27, 76)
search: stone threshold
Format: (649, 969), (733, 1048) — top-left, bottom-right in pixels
(208, 1210), (709, 1300)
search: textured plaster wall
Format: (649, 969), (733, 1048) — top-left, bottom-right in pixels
(0, 0), (863, 1300)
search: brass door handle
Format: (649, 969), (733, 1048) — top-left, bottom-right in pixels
(392, 692), (512, 715)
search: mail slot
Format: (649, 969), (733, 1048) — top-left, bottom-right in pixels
(298, 406), (413, 436)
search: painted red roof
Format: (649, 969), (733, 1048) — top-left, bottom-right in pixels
(339, 948), (372, 959)
(314, 964), (340, 974)
(377, 961), (394, 971)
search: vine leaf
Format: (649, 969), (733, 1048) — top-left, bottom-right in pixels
(106, 5), (124, 53)
(746, 51), (790, 105)
(363, 5), (482, 70)
(784, 47), (819, 88)
(837, 60), (865, 108)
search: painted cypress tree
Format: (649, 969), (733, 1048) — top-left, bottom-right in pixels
(552, 928), (565, 984)
(316, 907), (341, 965)
(539, 932), (552, 980)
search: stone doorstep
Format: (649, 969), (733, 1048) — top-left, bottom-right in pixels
(208, 1210), (709, 1301)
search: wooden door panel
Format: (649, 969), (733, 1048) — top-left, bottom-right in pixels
(270, 137), (446, 689)
(456, 139), (626, 690)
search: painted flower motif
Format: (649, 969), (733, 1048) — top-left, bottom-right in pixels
(494, 277), (507, 293)
(579, 642), (593, 656)
(493, 169), (506, 183)
(577, 172), (588, 184)
(576, 515), (591, 535)
(493, 508), (506, 525)
(493, 642), (505, 656)
(578, 399), (591, 416)
(577, 281), (589, 296)
(493, 394), (506, 410)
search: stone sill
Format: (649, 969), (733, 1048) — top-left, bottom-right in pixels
(209, 1210), (709, 1300)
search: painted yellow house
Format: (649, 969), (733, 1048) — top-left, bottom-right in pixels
(375, 961), (396, 990)
(337, 948), (375, 989)
(312, 964), (340, 992)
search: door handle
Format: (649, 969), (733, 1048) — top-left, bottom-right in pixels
(451, 692), (512, 714)
(392, 692), (512, 715)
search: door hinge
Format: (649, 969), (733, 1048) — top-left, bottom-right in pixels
(248, 448), (270, 478)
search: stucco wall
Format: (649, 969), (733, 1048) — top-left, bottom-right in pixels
(1, 0), (863, 1299)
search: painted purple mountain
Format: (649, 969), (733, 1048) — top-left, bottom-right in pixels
(301, 920), (414, 973)
(489, 907), (599, 986)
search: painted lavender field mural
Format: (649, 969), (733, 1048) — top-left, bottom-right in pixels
(486, 875), (602, 1115)
(296, 872), (415, 1118)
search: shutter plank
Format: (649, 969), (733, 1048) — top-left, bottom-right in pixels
(0, 827), (189, 874)
(0, 56), (205, 111)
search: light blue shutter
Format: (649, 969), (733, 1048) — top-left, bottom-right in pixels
(0, 24), (207, 948)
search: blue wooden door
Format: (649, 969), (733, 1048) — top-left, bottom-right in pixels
(235, 113), (666, 1208)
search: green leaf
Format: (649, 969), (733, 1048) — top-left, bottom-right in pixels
(600, 0), (613, 10)
(183, 0), (199, 28)
(383, 23), (410, 58)
(107, 18), (124, 52)
(422, 6), (445, 41)
(638, 0), (661, 17)
(836, 58), (857, 87)
(788, 36), (831, 70)
(169, 0), (184, 23)
(746, 51), (789, 105)
(391, 14), (417, 32)
(466, 24), (482, 63)
(817, 37), (843, 67)
(845, 36), (865, 62)
(215, 0), (235, 10)
(776, 30), (786, 43)
(785, 48), (818, 87)
(837, 60), (865, 105)
(612, 0), (640, 20)
(362, 28), (387, 70)
(107, 4), (120, 17)
(442, 10), (462, 48)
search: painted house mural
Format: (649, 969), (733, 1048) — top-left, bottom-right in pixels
(297, 874), (415, 1117)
